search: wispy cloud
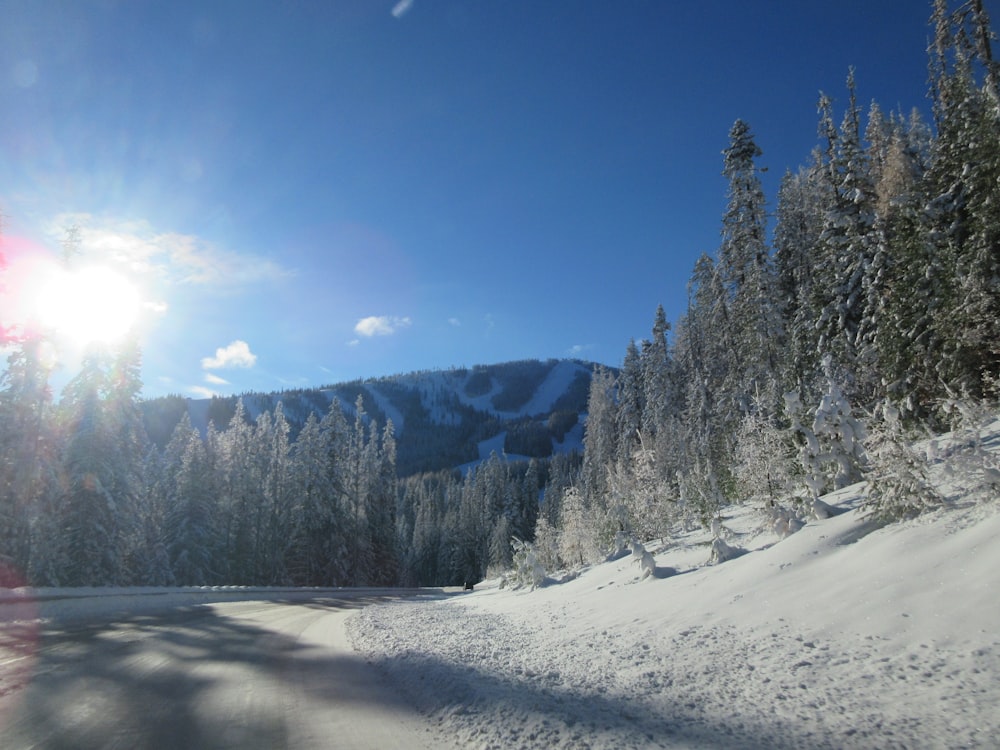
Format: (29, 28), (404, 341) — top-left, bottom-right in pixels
(391, 0), (414, 18)
(188, 385), (219, 399)
(448, 317), (461, 327)
(568, 344), (594, 357)
(202, 339), (257, 369)
(204, 372), (230, 385)
(48, 213), (294, 288)
(354, 315), (412, 338)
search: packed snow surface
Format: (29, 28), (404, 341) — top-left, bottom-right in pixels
(350, 492), (1000, 748)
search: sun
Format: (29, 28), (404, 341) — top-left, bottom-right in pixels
(33, 264), (142, 346)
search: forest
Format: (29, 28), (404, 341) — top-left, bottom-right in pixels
(1, 0), (998, 588)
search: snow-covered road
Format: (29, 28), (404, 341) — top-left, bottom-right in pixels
(0, 591), (442, 749)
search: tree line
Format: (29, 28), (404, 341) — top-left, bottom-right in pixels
(541, 0), (1000, 565)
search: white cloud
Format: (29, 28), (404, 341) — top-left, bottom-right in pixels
(354, 315), (412, 338)
(448, 317), (461, 327)
(201, 340), (257, 369)
(48, 213), (294, 288)
(188, 385), (218, 399)
(568, 344), (594, 357)
(204, 372), (230, 385)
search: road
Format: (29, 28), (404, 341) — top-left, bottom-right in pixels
(0, 591), (442, 749)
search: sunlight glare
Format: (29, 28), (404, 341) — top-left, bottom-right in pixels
(34, 265), (142, 346)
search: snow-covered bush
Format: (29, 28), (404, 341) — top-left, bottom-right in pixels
(678, 458), (729, 529)
(606, 439), (674, 542)
(508, 537), (546, 590)
(937, 396), (1000, 503)
(708, 537), (746, 564)
(531, 516), (561, 572)
(767, 504), (805, 537)
(607, 530), (630, 561)
(628, 538), (656, 580)
(863, 401), (943, 522)
(557, 487), (603, 568)
(733, 407), (796, 507)
(784, 363), (866, 502)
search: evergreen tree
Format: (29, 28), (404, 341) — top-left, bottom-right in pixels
(925, 0), (1000, 398)
(258, 404), (293, 584)
(54, 347), (125, 585)
(166, 418), (220, 584)
(580, 366), (617, 507)
(813, 75), (880, 400)
(0, 339), (54, 583)
(133, 443), (174, 586)
(615, 339), (644, 463)
(217, 399), (264, 583)
(287, 408), (350, 585)
(367, 419), (399, 585)
(718, 119), (782, 414)
(673, 254), (734, 523)
(773, 156), (828, 391)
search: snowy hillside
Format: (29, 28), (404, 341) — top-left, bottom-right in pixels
(142, 358), (598, 477)
(348, 420), (1000, 749)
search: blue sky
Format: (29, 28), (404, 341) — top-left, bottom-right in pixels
(1, 1), (935, 399)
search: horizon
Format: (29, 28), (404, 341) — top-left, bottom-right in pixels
(2, 1), (935, 398)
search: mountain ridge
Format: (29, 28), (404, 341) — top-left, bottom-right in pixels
(141, 358), (606, 477)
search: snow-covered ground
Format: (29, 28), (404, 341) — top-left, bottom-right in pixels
(2, 420), (996, 748)
(349, 429), (1000, 749)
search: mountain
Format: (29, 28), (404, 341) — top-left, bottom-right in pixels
(141, 358), (602, 477)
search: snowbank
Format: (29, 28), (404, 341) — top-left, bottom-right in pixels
(349, 492), (1000, 749)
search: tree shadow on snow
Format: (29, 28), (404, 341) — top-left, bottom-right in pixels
(364, 636), (823, 750)
(0, 593), (438, 750)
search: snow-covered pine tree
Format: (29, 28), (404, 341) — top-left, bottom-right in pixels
(54, 347), (126, 585)
(367, 418), (399, 585)
(640, 304), (675, 438)
(925, 0), (1000, 399)
(104, 338), (149, 584)
(812, 75), (880, 402)
(217, 398), (264, 583)
(673, 254), (735, 524)
(864, 108), (939, 418)
(132, 443), (174, 586)
(166, 417), (220, 584)
(786, 358), (867, 501)
(718, 119), (782, 416)
(615, 339), (644, 463)
(258, 403), (294, 584)
(773, 155), (829, 392)
(580, 366), (617, 508)
(287, 408), (350, 585)
(0, 338), (54, 584)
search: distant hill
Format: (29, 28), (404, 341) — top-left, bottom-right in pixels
(141, 359), (603, 477)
